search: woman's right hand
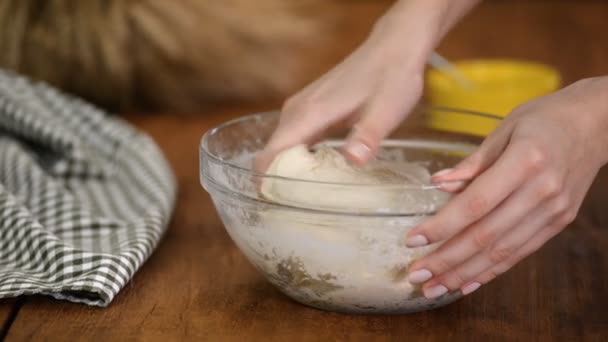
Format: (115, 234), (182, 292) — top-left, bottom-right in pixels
(257, 0), (480, 172)
(261, 25), (426, 167)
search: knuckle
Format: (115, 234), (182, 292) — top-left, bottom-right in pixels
(552, 196), (573, 222)
(536, 175), (562, 200)
(487, 245), (515, 264)
(558, 209), (578, 226)
(429, 254), (454, 274)
(523, 144), (548, 174)
(465, 195), (489, 220)
(441, 270), (468, 290)
(491, 261), (512, 276)
(554, 195), (571, 213)
(482, 268), (500, 282)
(472, 228), (496, 250)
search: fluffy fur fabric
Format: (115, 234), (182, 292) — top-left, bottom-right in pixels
(0, 0), (340, 111)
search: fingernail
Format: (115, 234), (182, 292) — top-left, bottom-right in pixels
(405, 234), (429, 247)
(432, 168), (454, 179)
(407, 269), (433, 284)
(437, 180), (466, 192)
(461, 282), (481, 296)
(424, 284), (448, 299)
(344, 141), (372, 163)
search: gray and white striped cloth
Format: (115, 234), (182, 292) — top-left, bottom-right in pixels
(0, 70), (176, 306)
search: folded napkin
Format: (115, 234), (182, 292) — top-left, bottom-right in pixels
(0, 71), (176, 306)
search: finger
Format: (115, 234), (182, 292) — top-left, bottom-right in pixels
(406, 140), (535, 247)
(256, 107), (351, 175)
(255, 110), (359, 175)
(462, 181), (584, 293)
(423, 194), (567, 297)
(265, 68), (367, 150)
(264, 111), (335, 155)
(435, 179), (469, 193)
(431, 119), (515, 184)
(408, 172), (560, 283)
(468, 221), (565, 291)
(342, 75), (423, 165)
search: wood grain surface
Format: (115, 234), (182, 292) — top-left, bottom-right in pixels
(0, 300), (16, 339)
(439, 1), (608, 84)
(2, 1), (608, 341)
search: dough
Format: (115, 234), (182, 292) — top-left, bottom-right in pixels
(261, 144), (448, 213)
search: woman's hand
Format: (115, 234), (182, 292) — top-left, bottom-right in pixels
(258, 19), (427, 169)
(406, 77), (608, 299)
(257, 0), (479, 171)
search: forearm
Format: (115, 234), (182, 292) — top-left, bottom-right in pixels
(370, 0), (481, 69)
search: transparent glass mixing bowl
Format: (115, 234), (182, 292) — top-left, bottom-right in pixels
(200, 107), (501, 314)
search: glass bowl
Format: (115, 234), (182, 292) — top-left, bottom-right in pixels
(200, 107), (501, 314)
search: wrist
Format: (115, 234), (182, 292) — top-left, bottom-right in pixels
(369, 0), (449, 70)
(592, 77), (608, 165)
(574, 77), (608, 165)
(369, 0), (478, 71)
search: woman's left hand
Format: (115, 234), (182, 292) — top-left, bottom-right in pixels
(405, 77), (608, 299)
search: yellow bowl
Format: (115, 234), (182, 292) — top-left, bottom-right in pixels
(425, 59), (561, 136)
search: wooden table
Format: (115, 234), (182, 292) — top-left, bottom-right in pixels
(2, 1), (608, 341)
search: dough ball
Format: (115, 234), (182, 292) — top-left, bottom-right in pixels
(261, 144), (449, 213)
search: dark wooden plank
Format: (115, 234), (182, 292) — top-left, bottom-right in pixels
(0, 301), (13, 324)
(5, 1), (608, 341)
(0, 299), (18, 339)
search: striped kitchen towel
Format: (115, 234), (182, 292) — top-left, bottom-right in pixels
(0, 70), (176, 307)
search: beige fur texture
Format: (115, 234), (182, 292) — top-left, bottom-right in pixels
(0, 0), (341, 112)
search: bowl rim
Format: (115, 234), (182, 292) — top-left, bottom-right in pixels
(200, 106), (502, 188)
(426, 58), (562, 92)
